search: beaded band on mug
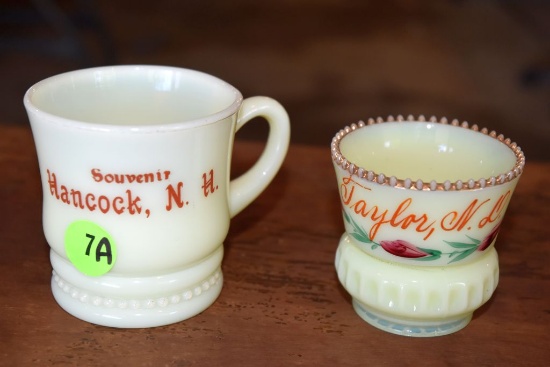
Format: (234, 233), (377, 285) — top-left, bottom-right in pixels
(331, 115), (525, 191)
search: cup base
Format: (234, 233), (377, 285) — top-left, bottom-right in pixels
(352, 299), (472, 337)
(335, 233), (499, 337)
(49, 247), (224, 328)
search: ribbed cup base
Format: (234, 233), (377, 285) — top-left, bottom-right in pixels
(335, 233), (499, 337)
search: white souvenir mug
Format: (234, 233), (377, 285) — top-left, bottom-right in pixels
(24, 65), (290, 328)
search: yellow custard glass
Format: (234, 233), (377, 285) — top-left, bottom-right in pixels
(331, 115), (525, 337)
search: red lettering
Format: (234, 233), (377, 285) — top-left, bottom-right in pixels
(113, 196), (125, 214)
(478, 191), (511, 228)
(44, 169), (145, 216)
(47, 169), (59, 199)
(338, 175), (515, 244)
(60, 185), (69, 204)
(341, 176), (355, 205)
(166, 182), (185, 211)
(91, 168), (172, 184)
(441, 199), (490, 231)
(202, 169), (217, 197)
(143, 173), (154, 183)
(85, 193), (96, 211)
(70, 189), (84, 209)
(126, 190), (142, 214)
(98, 195), (110, 213)
(341, 177), (435, 240)
(91, 168), (102, 182)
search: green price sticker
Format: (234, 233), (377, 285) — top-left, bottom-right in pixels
(65, 220), (117, 277)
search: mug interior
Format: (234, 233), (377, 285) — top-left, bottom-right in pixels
(25, 66), (241, 127)
(339, 122), (518, 182)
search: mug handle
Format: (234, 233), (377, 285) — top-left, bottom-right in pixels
(229, 96), (290, 217)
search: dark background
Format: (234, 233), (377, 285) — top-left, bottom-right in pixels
(2, 0), (549, 159)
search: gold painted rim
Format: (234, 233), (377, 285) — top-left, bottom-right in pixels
(331, 115), (525, 191)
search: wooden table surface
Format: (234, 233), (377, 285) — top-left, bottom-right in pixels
(1, 125), (549, 366)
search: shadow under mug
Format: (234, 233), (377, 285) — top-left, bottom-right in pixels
(24, 65), (290, 328)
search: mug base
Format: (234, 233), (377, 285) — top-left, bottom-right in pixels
(335, 233), (499, 337)
(49, 247), (224, 328)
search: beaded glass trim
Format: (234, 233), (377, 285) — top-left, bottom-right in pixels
(52, 269), (221, 309)
(331, 115), (525, 191)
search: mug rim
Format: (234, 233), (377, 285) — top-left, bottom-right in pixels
(331, 115), (525, 191)
(23, 65), (244, 133)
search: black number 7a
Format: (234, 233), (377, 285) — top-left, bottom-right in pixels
(85, 233), (113, 265)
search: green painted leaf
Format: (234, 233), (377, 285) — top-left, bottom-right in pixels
(444, 241), (477, 249)
(343, 210), (351, 223)
(465, 235), (481, 245)
(343, 210), (373, 244)
(414, 248), (442, 261)
(357, 228), (371, 242)
(350, 232), (370, 243)
(448, 248), (477, 264)
(448, 251), (461, 258)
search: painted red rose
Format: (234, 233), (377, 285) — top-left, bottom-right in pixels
(478, 223), (501, 251)
(379, 240), (430, 258)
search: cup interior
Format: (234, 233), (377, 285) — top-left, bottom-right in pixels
(25, 66), (241, 126)
(339, 121), (520, 183)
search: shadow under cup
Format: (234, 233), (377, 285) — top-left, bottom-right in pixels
(332, 117), (525, 337)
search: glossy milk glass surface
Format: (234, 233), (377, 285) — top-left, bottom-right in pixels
(24, 65), (290, 328)
(332, 116), (524, 337)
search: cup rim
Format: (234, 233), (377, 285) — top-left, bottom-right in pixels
(331, 115), (525, 191)
(23, 65), (244, 133)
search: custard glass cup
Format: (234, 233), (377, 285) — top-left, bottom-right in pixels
(331, 115), (524, 337)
